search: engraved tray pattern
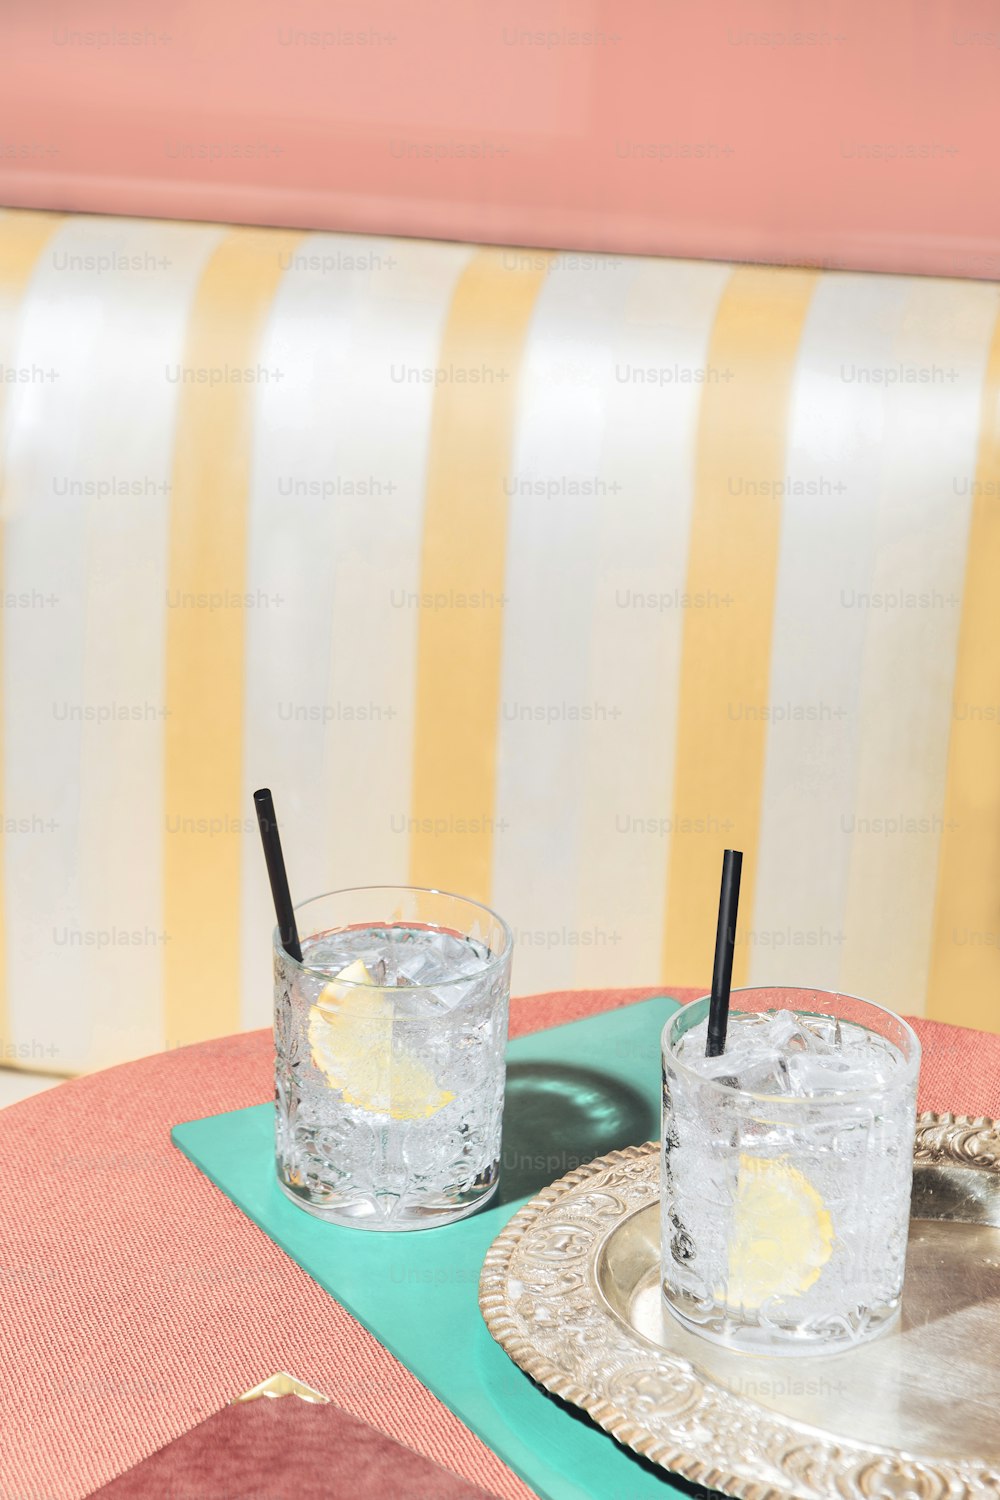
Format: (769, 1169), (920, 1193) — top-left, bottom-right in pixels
(479, 1114), (1000, 1500)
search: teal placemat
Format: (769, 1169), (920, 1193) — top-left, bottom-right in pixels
(173, 996), (699, 1500)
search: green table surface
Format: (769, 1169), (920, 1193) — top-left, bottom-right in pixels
(172, 995), (717, 1500)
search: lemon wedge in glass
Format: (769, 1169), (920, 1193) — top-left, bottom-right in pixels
(307, 959), (455, 1120)
(723, 1154), (834, 1309)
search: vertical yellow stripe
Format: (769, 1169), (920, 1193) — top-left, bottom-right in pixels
(409, 248), (549, 898)
(927, 309), (1000, 1032)
(164, 228), (303, 1048)
(0, 210), (65, 1064)
(662, 266), (818, 987)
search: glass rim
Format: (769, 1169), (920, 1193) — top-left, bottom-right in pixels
(662, 984), (921, 1103)
(273, 884), (513, 990)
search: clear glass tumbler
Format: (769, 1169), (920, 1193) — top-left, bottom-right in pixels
(661, 986), (920, 1353)
(274, 886), (512, 1230)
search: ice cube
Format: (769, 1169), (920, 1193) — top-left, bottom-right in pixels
(392, 986), (453, 1019)
(388, 929), (490, 987)
(680, 1035), (789, 1094)
(393, 948), (451, 986)
(838, 1030), (899, 1089)
(733, 1057), (794, 1094)
(797, 1015), (841, 1054)
(692, 1050), (743, 1082)
(765, 1009), (831, 1055)
(785, 1053), (857, 1096)
(765, 1010), (801, 1048)
(674, 1008), (902, 1097)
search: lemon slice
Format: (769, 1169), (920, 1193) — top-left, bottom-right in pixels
(307, 960), (455, 1120)
(722, 1154), (834, 1309)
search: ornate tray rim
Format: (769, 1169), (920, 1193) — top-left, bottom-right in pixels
(479, 1112), (1000, 1500)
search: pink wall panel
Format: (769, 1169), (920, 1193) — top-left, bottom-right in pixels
(1, 0), (998, 277)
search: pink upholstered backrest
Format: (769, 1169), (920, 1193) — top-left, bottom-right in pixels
(1, 0), (997, 278)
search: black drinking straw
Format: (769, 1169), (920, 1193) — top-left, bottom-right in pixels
(706, 848), (743, 1058)
(253, 788), (302, 963)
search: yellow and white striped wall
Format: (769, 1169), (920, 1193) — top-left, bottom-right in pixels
(1, 208), (998, 1073)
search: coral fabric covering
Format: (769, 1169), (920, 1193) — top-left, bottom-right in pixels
(2, 987), (997, 1500)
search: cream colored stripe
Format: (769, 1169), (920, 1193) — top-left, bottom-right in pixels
(0, 210), (66, 1069)
(662, 266), (818, 989)
(165, 228), (304, 1049)
(839, 278), (1000, 1019)
(3, 217), (106, 1072)
(490, 253), (640, 991)
(574, 259), (732, 989)
(240, 234), (472, 1030)
(409, 249), (549, 900)
(927, 302), (1000, 1031)
(749, 272), (908, 990)
(75, 218), (223, 1068)
(492, 255), (732, 992)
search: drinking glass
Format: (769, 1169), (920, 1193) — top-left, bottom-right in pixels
(661, 986), (920, 1353)
(274, 886), (512, 1230)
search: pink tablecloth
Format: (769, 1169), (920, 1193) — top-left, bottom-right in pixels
(2, 987), (998, 1500)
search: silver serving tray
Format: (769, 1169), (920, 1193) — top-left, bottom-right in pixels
(479, 1113), (1000, 1499)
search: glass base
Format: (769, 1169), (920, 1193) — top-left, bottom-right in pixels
(662, 1284), (901, 1356)
(276, 1169), (500, 1231)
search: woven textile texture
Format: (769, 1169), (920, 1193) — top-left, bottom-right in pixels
(1, 987), (998, 1500)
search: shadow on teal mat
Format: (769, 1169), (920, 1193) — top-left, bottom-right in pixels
(499, 1060), (652, 1202)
